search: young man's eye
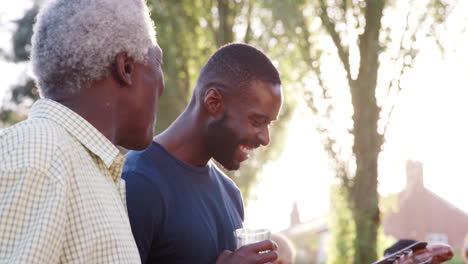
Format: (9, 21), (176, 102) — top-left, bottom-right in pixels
(251, 119), (262, 127)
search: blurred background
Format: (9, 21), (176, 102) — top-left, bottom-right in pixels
(1, 0), (468, 263)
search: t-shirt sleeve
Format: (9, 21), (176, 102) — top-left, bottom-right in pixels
(123, 170), (164, 263)
(225, 178), (245, 221)
(236, 188), (245, 221)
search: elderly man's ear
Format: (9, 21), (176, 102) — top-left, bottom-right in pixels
(115, 52), (135, 86)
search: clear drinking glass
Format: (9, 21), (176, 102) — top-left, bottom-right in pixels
(234, 228), (271, 249)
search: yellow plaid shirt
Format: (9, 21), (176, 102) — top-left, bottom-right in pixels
(0, 99), (141, 263)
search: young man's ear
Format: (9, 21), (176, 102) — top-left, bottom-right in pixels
(114, 52), (135, 86)
(203, 88), (224, 115)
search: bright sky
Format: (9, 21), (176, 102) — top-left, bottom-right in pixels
(244, 104), (332, 231)
(245, 1), (468, 232)
(0, 0), (33, 102)
(2, 0), (468, 234)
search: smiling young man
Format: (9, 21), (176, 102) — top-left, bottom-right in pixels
(123, 43), (282, 264)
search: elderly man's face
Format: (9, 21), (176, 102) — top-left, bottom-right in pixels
(123, 45), (165, 150)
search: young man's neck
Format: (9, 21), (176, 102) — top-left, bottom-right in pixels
(155, 111), (211, 167)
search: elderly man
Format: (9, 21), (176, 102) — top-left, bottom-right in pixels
(123, 43), (282, 264)
(0, 0), (164, 263)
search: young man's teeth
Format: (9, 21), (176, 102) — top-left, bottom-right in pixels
(240, 146), (252, 154)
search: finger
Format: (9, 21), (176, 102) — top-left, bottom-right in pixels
(254, 249), (278, 264)
(243, 240), (278, 253)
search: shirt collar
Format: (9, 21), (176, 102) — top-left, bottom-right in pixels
(28, 99), (124, 174)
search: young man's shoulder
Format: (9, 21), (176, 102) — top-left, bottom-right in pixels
(123, 142), (170, 181)
(125, 141), (163, 167)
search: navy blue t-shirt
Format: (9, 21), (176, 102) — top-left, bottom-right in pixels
(122, 142), (244, 264)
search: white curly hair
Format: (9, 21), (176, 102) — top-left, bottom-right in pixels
(31, 0), (157, 97)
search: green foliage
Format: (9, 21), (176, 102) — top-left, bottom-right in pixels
(148, 0), (213, 133)
(327, 186), (355, 264)
(0, 108), (27, 128)
(10, 79), (39, 104)
(12, 6), (38, 62)
(447, 249), (465, 264)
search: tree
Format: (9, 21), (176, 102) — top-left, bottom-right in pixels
(263, 0), (454, 263)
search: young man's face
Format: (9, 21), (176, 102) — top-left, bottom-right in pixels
(207, 80), (283, 170)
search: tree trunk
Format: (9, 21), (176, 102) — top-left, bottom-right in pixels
(349, 0), (385, 263)
(216, 0), (234, 46)
(350, 78), (381, 264)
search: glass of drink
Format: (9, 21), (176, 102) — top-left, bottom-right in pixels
(234, 228), (271, 249)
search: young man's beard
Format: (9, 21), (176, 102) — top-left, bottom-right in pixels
(206, 113), (244, 171)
